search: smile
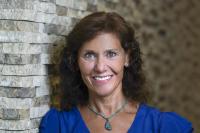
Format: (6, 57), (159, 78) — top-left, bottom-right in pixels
(93, 75), (112, 81)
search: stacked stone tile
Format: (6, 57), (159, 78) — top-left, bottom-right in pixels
(1, 0), (200, 132)
(0, 0), (51, 132)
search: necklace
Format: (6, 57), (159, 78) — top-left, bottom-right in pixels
(87, 100), (128, 131)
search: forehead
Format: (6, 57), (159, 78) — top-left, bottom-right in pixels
(79, 33), (123, 52)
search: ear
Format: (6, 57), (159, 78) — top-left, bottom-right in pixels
(124, 52), (129, 67)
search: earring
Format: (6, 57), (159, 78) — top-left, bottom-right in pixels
(124, 63), (129, 67)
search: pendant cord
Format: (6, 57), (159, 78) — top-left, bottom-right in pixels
(87, 99), (128, 131)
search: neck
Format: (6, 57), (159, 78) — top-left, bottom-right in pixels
(88, 91), (126, 116)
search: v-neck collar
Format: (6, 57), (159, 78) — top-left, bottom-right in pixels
(74, 103), (145, 133)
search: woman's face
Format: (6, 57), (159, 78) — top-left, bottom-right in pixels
(78, 33), (129, 97)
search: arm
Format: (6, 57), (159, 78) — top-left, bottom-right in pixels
(159, 112), (193, 133)
(39, 108), (60, 133)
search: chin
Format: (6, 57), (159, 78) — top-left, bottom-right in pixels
(90, 85), (119, 97)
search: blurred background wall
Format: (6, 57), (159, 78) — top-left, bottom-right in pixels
(118, 0), (200, 132)
(0, 0), (199, 132)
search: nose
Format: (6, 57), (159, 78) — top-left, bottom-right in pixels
(94, 56), (106, 73)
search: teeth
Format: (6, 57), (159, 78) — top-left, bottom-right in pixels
(94, 76), (111, 81)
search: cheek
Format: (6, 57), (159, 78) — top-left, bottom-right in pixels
(111, 59), (126, 73)
(78, 59), (94, 75)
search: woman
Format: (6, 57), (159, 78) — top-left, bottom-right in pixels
(39, 12), (193, 133)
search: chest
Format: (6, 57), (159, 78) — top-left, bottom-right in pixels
(85, 112), (136, 133)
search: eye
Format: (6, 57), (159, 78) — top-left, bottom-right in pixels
(83, 52), (96, 60)
(106, 50), (118, 58)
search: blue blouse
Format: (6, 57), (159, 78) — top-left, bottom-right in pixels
(39, 104), (193, 133)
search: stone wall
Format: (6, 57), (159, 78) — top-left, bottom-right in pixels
(0, 0), (199, 132)
(118, 0), (200, 132)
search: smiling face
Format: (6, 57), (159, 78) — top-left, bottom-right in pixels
(77, 33), (129, 97)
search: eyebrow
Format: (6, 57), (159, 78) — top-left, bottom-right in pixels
(104, 49), (121, 55)
(105, 49), (120, 52)
(83, 48), (120, 52)
(82, 50), (96, 53)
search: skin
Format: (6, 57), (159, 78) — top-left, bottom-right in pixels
(78, 33), (138, 133)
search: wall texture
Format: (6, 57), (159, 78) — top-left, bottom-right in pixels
(119, 0), (200, 132)
(0, 0), (199, 132)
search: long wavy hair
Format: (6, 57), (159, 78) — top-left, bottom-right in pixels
(59, 12), (147, 110)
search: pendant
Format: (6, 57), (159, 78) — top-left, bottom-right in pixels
(105, 120), (112, 131)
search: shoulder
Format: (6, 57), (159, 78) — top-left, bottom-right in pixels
(138, 104), (193, 133)
(39, 108), (60, 133)
(39, 107), (80, 133)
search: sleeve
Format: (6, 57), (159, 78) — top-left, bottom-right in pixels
(159, 112), (193, 133)
(39, 108), (60, 133)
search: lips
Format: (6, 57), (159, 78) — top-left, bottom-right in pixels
(93, 75), (112, 81)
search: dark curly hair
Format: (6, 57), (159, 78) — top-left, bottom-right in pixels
(59, 12), (147, 110)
